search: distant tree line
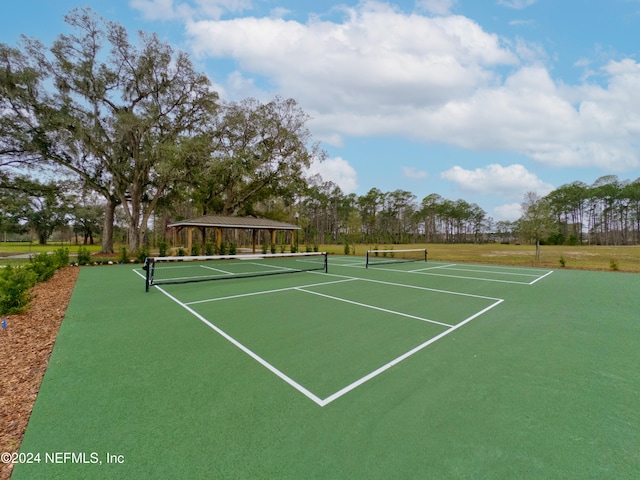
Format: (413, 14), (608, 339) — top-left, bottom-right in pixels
(294, 174), (640, 248)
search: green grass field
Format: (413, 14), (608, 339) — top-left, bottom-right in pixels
(9, 254), (640, 479)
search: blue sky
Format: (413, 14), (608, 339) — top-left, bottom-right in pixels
(3, 0), (640, 221)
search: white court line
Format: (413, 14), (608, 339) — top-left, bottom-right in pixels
(151, 272), (504, 407)
(155, 285), (327, 407)
(409, 263), (458, 272)
(200, 264), (235, 275)
(185, 278), (358, 305)
(367, 262), (553, 285)
(321, 298), (504, 406)
(309, 270), (502, 302)
(434, 266), (542, 277)
(529, 270), (554, 285)
(296, 288), (454, 328)
(371, 267), (539, 285)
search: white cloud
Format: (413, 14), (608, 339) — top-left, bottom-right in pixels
(440, 164), (554, 197)
(269, 7), (291, 19)
(186, 2), (518, 116)
(402, 167), (428, 179)
(173, 2), (640, 171)
(131, 0), (252, 21)
(493, 203), (522, 222)
(307, 157), (359, 193)
(416, 0), (457, 16)
(130, 0), (184, 20)
(497, 0), (537, 9)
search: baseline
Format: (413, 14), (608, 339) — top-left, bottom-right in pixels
(365, 263), (553, 285)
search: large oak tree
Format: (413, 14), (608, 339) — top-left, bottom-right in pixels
(1, 8), (219, 252)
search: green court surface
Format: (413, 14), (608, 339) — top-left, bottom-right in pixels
(12, 256), (640, 479)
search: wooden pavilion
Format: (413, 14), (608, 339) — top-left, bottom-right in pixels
(167, 215), (300, 254)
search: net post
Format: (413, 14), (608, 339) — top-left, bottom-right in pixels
(324, 252), (328, 273)
(365, 250), (370, 269)
(144, 257), (151, 292)
(424, 248), (428, 262)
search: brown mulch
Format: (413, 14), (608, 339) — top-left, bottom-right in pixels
(0, 267), (79, 480)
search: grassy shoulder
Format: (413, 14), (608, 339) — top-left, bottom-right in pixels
(319, 243), (640, 273)
(2, 241), (639, 273)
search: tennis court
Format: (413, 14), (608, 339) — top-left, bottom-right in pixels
(11, 253), (640, 479)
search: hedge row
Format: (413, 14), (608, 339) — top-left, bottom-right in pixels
(0, 248), (70, 315)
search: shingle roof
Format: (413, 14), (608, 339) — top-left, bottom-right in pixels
(167, 215), (300, 230)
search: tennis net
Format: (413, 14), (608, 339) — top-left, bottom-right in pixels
(365, 248), (427, 268)
(144, 251), (328, 291)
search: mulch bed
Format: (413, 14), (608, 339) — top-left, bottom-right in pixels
(0, 267), (79, 480)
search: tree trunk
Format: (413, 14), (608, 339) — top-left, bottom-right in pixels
(101, 199), (116, 254)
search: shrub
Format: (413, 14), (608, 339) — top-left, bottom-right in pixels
(610, 259), (619, 271)
(559, 256), (566, 268)
(229, 242), (237, 255)
(344, 243), (350, 255)
(136, 245), (150, 263)
(0, 249), (70, 315)
(26, 252), (58, 282)
(118, 247), (130, 264)
(0, 265), (38, 314)
(159, 238), (169, 257)
(205, 241), (215, 256)
(77, 246), (92, 265)
(54, 247), (70, 267)
(270, 243), (276, 254)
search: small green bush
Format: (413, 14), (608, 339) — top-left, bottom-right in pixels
(136, 245), (150, 263)
(0, 265), (38, 314)
(54, 247), (70, 267)
(610, 259), (619, 271)
(229, 242), (237, 255)
(559, 256), (566, 268)
(118, 247), (130, 264)
(77, 246), (92, 265)
(26, 252), (58, 282)
(205, 241), (215, 256)
(159, 238), (169, 257)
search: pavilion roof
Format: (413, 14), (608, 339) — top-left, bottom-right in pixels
(167, 215), (300, 230)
